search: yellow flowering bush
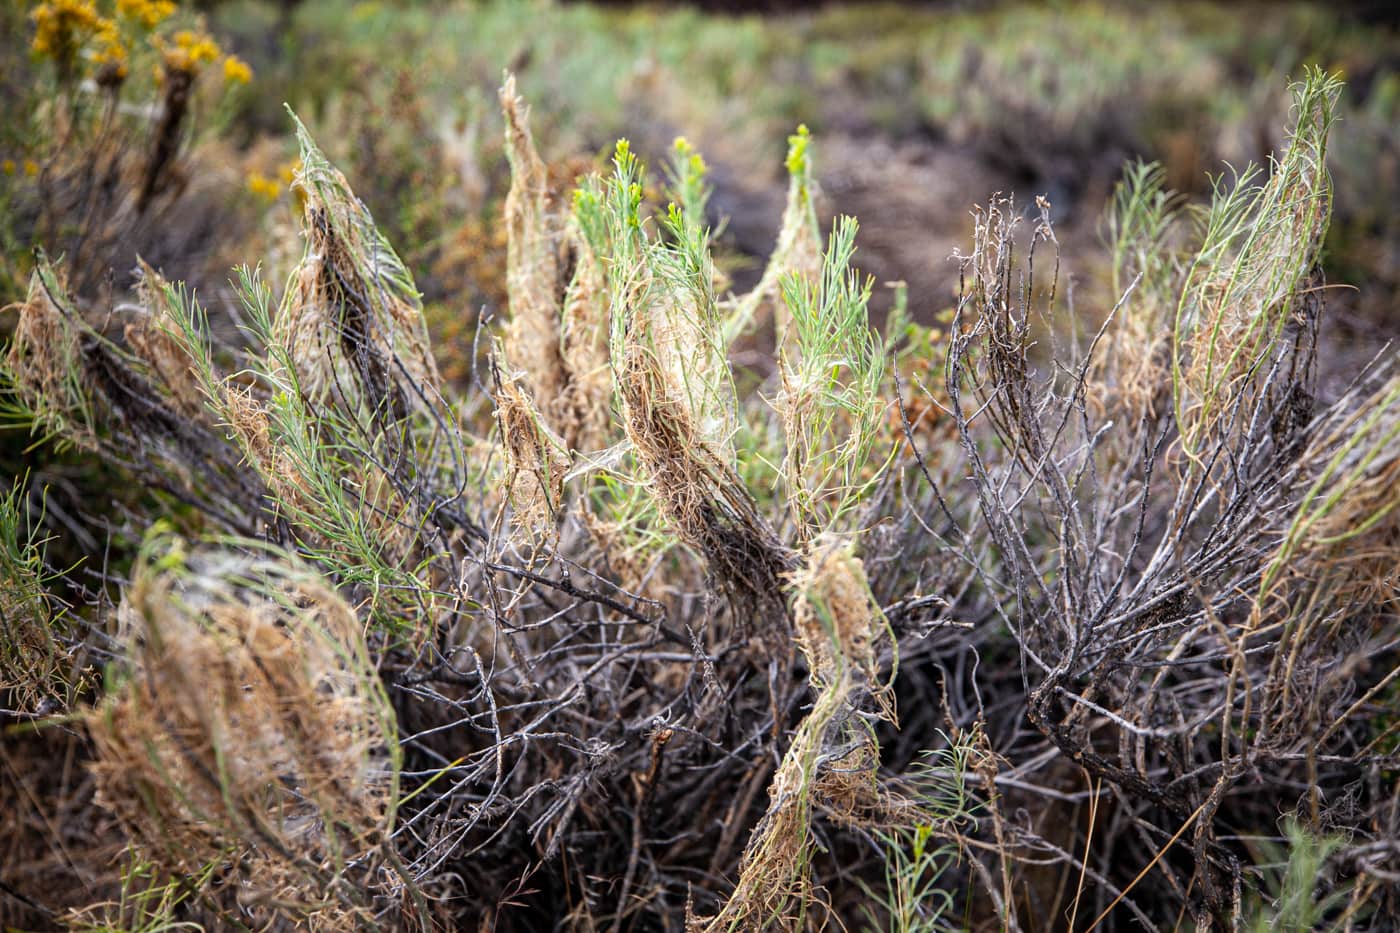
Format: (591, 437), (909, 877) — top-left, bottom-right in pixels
(29, 0), (106, 80)
(6, 0), (259, 297)
(28, 1), (252, 92)
(89, 19), (127, 83)
(115, 0), (174, 30)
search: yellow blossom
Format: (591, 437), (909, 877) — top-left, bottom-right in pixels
(2, 160), (14, 176)
(247, 171), (281, 201)
(116, 0), (176, 30)
(175, 29), (220, 64)
(24, 160), (40, 177)
(154, 26), (221, 75)
(91, 20), (128, 80)
(223, 54), (252, 85)
(30, 0), (102, 64)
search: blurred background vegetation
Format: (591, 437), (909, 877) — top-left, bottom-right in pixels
(3, 0), (1396, 364)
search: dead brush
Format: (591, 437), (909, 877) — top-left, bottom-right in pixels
(87, 532), (406, 928)
(697, 540), (924, 932)
(913, 68), (1400, 925)
(498, 77), (615, 457)
(490, 343), (569, 538)
(557, 184), (615, 454)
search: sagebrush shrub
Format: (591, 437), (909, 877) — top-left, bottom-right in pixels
(2, 66), (1397, 932)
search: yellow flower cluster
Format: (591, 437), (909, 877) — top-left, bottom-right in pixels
(30, 0), (143, 84)
(157, 27), (221, 74)
(30, 0), (103, 58)
(223, 54), (252, 85)
(246, 159), (301, 202)
(115, 0), (175, 29)
(91, 21), (129, 81)
(30, 0), (252, 90)
(247, 171), (280, 201)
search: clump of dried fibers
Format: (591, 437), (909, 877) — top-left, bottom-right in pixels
(87, 533), (404, 928)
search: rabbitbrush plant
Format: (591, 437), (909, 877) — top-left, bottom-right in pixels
(2, 67), (1399, 931)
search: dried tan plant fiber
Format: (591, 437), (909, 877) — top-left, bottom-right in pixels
(694, 539), (903, 931)
(491, 342), (569, 538)
(219, 383), (319, 526)
(789, 538), (899, 821)
(3, 262), (97, 450)
(690, 693), (832, 933)
(1265, 370), (1400, 609)
(558, 220), (612, 453)
(87, 534), (401, 929)
(613, 248), (792, 630)
(1090, 161), (1182, 425)
(500, 74), (568, 427)
(790, 537), (892, 707)
(1227, 372), (1400, 804)
(274, 117), (441, 411)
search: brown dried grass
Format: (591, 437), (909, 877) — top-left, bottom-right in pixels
(4, 266), (96, 450)
(499, 75), (567, 425)
(275, 144), (440, 409)
(87, 538), (398, 928)
(492, 347), (568, 537)
(696, 540), (902, 931)
(558, 222), (613, 453)
(615, 259), (790, 628)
